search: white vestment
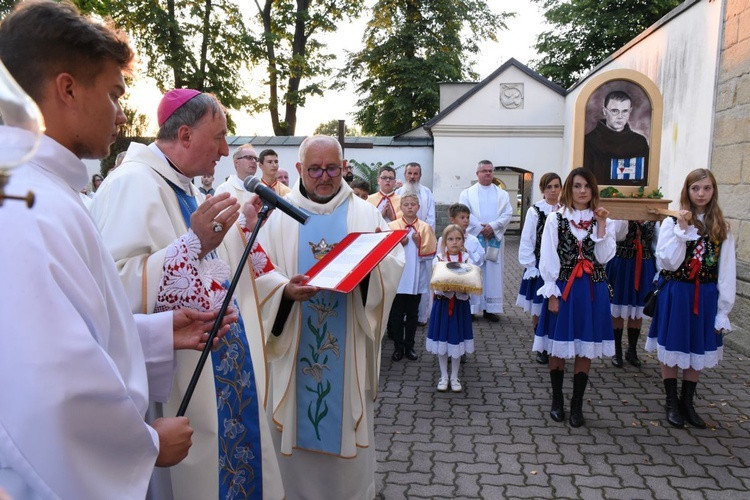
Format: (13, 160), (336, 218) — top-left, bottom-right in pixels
(259, 181), (404, 500)
(396, 183), (436, 321)
(0, 129), (163, 500)
(90, 142), (287, 500)
(214, 173), (256, 206)
(458, 183), (514, 314)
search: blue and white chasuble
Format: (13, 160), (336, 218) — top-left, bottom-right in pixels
(167, 181), (263, 499)
(296, 198), (349, 454)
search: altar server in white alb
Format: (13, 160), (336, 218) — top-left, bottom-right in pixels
(91, 90), (316, 499)
(259, 136), (404, 500)
(459, 160), (514, 322)
(0, 2), (206, 498)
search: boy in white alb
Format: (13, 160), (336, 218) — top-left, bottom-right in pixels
(387, 194), (437, 361)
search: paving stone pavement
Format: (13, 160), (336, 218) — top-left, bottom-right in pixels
(375, 234), (750, 499)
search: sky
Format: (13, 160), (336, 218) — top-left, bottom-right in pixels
(126, 1), (548, 137)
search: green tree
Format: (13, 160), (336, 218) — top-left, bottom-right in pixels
(107, 0), (254, 130)
(0, 1), (15, 18)
(252, 0), (366, 136)
(101, 102), (152, 176)
(531, 0), (681, 88)
(348, 0), (511, 136)
(313, 119), (361, 136)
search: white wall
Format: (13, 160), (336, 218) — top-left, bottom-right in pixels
(431, 64), (566, 203)
(563, 0), (723, 208)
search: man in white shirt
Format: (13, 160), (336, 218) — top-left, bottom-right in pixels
(458, 160), (514, 322)
(395, 162), (436, 324)
(395, 162), (436, 229)
(214, 143), (259, 204)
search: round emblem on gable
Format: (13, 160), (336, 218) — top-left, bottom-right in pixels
(500, 84), (523, 109)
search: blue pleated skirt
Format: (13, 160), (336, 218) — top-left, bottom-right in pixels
(517, 272), (545, 316)
(606, 255), (657, 319)
(645, 279), (723, 370)
(426, 297), (474, 358)
(532, 276), (614, 359)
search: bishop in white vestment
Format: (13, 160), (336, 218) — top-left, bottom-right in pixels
(92, 139), (289, 500)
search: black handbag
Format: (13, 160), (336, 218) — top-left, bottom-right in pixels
(643, 282), (663, 317)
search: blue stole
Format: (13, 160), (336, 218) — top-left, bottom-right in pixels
(478, 233), (501, 251)
(296, 197), (349, 454)
(165, 180), (263, 499)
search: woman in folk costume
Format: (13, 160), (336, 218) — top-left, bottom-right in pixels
(426, 225), (479, 393)
(646, 169), (736, 429)
(517, 172), (562, 365)
(606, 219), (659, 368)
(533, 168), (616, 427)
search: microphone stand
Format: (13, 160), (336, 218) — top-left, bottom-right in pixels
(176, 204), (273, 417)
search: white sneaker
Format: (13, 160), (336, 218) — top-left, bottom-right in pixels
(450, 378), (462, 392)
(437, 377), (449, 392)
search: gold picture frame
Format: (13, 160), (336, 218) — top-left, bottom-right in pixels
(573, 69), (663, 197)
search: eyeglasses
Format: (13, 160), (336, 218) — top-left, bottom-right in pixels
(238, 155), (258, 162)
(307, 166), (342, 178)
(604, 108), (630, 117)
(477, 169), (493, 174)
(379, 176), (395, 181)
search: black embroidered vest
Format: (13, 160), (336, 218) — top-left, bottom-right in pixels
(661, 218), (720, 284)
(556, 213), (608, 283)
(533, 205), (546, 261)
(615, 221), (655, 260)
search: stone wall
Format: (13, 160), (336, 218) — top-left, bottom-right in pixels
(712, 0), (750, 331)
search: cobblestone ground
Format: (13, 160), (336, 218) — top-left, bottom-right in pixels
(375, 235), (750, 499)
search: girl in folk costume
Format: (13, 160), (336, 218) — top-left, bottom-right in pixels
(517, 172), (562, 365)
(533, 168), (616, 427)
(427, 225), (478, 393)
(606, 219), (659, 368)
(646, 169), (736, 429)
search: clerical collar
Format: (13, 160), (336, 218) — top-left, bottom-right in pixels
(148, 143), (194, 193)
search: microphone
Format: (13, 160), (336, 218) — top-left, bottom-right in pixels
(244, 176), (309, 225)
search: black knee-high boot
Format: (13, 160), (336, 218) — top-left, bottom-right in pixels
(569, 372), (588, 428)
(664, 378), (685, 428)
(611, 328), (623, 368)
(679, 380), (706, 429)
(624, 328), (642, 367)
(550, 369), (565, 422)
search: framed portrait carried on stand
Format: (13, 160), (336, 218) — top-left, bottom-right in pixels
(572, 69), (663, 197)
(572, 70), (669, 220)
